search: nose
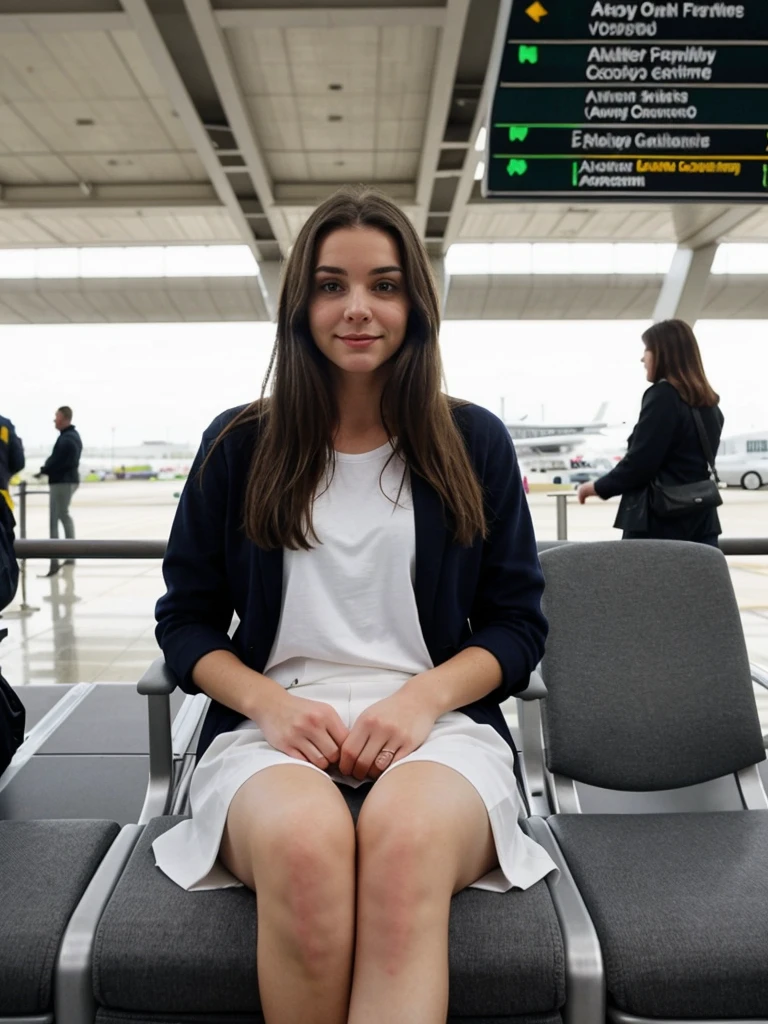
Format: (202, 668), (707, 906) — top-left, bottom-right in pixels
(343, 285), (372, 323)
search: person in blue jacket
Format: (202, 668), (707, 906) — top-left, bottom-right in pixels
(153, 185), (555, 1023)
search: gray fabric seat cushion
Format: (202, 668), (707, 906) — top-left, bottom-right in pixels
(94, 1011), (564, 1024)
(0, 818), (120, 1014)
(94, 816), (565, 1018)
(550, 812), (768, 1018)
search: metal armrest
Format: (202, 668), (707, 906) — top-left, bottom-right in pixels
(137, 657), (178, 822)
(525, 817), (605, 1024)
(751, 663), (768, 692)
(137, 656), (178, 695)
(517, 668), (548, 701)
(516, 669), (548, 813)
(56, 824), (143, 1024)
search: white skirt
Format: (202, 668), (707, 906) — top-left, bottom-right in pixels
(152, 673), (558, 893)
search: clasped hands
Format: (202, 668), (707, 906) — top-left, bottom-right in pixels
(257, 682), (439, 782)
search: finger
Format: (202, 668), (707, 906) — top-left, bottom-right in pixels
(352, 735), (389, 781)
(367, 743), (401, 780)
(323, 710), (351, 753)
(299, 740), (330, 770)
(310, 728), (341, 765)
(339, 728), (368, 777)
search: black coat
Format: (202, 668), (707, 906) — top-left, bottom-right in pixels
(594, 381), (724, 541)
(155, 402), (548, 761)
(41, 425), (82, 484)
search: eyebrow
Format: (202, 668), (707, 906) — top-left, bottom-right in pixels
(314, 265), (403, 276)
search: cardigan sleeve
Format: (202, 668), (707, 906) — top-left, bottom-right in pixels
(457, 413), (548, 701)
(594, 382), (678, 500)
(154, 413), (240, 694)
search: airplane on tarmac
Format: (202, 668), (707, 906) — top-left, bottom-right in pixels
(505, 403), (613, 455)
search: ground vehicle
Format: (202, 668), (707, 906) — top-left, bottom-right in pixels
(717, 434), (768, 490)
(717, 454), (768, 490)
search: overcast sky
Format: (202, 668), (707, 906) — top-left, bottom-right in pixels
(6, 318), (761, 450)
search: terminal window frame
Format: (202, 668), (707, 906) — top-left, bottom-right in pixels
(746, 441), (768, 453)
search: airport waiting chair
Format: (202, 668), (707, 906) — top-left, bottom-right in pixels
(70, 656), (606, 1024)
(0, 819), (121, 1024)
(537, 540), (768, 1022)
(0, 677), (204, 1024)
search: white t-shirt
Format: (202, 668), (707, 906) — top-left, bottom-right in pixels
(263, 442), (434, 689)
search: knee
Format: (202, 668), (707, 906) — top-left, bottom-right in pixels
(254, 808), (356, 965)
(356, 797), (447, 917)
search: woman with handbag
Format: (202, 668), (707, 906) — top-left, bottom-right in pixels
(578, 319), (724, 546)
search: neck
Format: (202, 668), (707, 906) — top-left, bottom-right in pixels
(333, 369), (388, 435)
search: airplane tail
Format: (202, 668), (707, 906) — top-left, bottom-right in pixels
(593, 402), (608, 423)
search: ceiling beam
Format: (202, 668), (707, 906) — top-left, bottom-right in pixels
(442, 0), (510, 253)
(0, 13), (130, 32)
(184, 0), (291, 256)
(215, 7), (445, 30)
(0, 183), (221, 209)
(120, 0), (278, 312)
(413, 0), (470, 238)
(673, 205), (761, 250)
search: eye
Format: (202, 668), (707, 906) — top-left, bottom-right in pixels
(375, 280), (398, 293)
(318, 280), (342, 293)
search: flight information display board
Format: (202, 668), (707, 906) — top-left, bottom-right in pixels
(484, 0), (768, 200)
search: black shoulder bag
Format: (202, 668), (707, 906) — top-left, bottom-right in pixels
(649, 407), (723, 519)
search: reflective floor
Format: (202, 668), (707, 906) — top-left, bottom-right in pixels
(2, 482), (768, 729)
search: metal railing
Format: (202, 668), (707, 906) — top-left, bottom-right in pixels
(12, 537), (768, 560)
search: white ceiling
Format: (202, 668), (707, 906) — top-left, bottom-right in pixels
(0, 1), (765, 321)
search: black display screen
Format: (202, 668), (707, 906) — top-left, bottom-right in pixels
(484, 0), (768, 199)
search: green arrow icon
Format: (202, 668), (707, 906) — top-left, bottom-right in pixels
(506, 159), (528, 178)
(763, 164), (768, 188)
(508, 126), (529, 143)
(518, 44), (539, 64)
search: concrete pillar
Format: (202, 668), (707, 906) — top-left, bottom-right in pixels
(256, 259), (282, 321)
(653, 244), (716, 326)
(430, 255), (450, 316)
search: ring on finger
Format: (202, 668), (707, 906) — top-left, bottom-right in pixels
(374, 748), (396, 769)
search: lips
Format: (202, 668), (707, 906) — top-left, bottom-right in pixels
(337, 334), (381, 348)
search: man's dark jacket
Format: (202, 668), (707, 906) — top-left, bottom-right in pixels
(156, 402), (548, 761)
(595, 380), (724, 540)
(0, 415), (24, 493)
(42, 425), (82, 484)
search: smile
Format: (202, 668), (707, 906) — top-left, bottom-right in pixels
(337, 335), (381, 349)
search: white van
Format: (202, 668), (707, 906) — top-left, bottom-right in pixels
(717, 433), (768, 490)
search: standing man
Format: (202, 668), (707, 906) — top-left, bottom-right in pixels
(35, 406), (82, 577)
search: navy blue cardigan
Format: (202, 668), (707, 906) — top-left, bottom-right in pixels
(155, 401), (548, 761)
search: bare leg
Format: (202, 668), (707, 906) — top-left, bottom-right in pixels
(348, 762), (498, 1024)
(220, 765), (356, 1024)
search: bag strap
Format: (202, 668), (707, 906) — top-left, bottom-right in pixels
(691, 407), (720, 484)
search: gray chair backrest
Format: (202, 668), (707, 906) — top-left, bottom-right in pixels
(539, 540), (765, 791)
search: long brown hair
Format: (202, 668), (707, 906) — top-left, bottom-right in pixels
(642, 319), (719, 407)
(202, 185), (486, 550)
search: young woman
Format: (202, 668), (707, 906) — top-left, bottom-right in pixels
(152, 185), (556, 1024)
(578, 319), (724, 545)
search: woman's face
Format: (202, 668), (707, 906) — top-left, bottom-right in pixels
(308, 226), (410, 382)
(641, 346), (655, 381)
